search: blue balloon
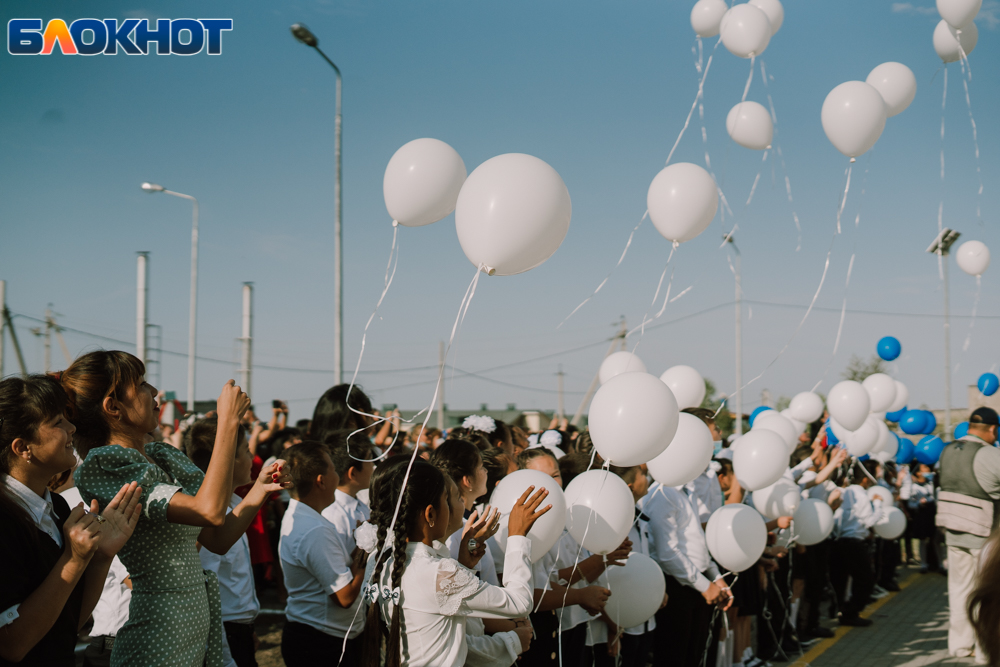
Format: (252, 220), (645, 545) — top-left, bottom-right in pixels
(915, 435), (945, 466)
(886, 406), (908, 423)
(922, 410), (937, 434)
(979, 373), (1000, 397)
(877, 336), (901, 361)
(900, 410), (925, 435)
(896, 436), (915, 465)
(954, 421), (970, 439)
(825, 421), (840, 446)
(749, 406), (772, 427)
(858, 454), (871, 462)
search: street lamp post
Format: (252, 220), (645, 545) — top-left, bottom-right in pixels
(724, 234), (743, 435)
(928, 228), (961, 437)
(291, 23), (344, 384)
(142, 182), (199, 412)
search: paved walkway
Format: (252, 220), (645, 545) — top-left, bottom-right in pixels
(798, 566), (979, 667)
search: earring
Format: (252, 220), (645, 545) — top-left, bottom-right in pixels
(429, 520), (435, 528)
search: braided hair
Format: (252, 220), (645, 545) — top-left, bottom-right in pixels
(361, 458), (447, 667)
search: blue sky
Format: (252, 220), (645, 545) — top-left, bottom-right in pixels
(1, 0), (998, 422)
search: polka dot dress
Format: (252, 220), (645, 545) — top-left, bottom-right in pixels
(77, 443), (224, 667)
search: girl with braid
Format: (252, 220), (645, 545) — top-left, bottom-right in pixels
(362, 458), (550, 667)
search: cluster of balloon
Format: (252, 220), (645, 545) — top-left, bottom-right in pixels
(749, 405), (772, 427)
(589, 371), (679, 467)
(827, 381), (870, 431)
(877, 336), (902, 361)
(455, 153), (571, 276)
(604, 553), (666, 629)
(752, 477), (801, 520)
(899, 409), (938, 436)
(822, 61), (915, 160)
(793, 498), (835, 545)
(490, 469), (567, 562)
(752, 410), (799, 453)
(563, 470), (636, 555)
(979, 373), (999, 397)
(896, 436), (916, 465)
(706, 504), (767, 573)
(933, 0), (981, 62)
(647, 162), (719, 245)
(915, 435), (946, 466)
(956, 240), (990, 277)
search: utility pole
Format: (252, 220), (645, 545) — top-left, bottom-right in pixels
(571, 317), (627, 427)
(42, 306), (53, 373)
(725, 235), (743, 435)
(928, 228), (961, 437)
(2, 302), (27, 377)
(47, 312), (71, 366)
(437, 341), (445, 430)
(556, 365), (565, 420)
(240, 283), (253, 397)
(137, 252), (149, 367)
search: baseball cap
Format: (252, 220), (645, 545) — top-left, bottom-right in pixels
(969, 407), (1000, 426)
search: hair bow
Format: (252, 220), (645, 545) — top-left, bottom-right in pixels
(354, 521), (378, 554)
(361, 583), (380, 603)
(462, 415), (497, 434)
(381, 586), (401, 604)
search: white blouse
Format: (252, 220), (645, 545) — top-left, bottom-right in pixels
(374, 535), (533, 667)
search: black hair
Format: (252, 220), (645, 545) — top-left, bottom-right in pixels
(310, 384), (373, 443)
(559, 451), (592, 488)
(574, 430), (595, 457)
(715, 458), (735, 477)
(429, 439), (482, 493)
(446, 427), (491, 451)
(607, 463), (639, 485)
(257, 427), (301, 461)
(682, 407), (716, 427)
(362, 459), (448, 667)
(323, 429), (373, 481)
(0, 375), (69, 540)
(60, 350), (145, 457)
(476, 447), (512, 505)
(490, 420), (513, 451)
(183, 415), (219, 473)
(516, 447), (558, 469)
(284, 441), (333, 498)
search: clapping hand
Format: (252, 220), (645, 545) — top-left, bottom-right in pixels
(95, 482), (143, 558)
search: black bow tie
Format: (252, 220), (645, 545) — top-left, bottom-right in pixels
(635, 508), (650, 523)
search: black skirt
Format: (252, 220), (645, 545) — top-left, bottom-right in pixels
(910, 501), (937, 539)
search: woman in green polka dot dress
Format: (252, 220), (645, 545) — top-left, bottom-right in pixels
(64, 351), (291, 667)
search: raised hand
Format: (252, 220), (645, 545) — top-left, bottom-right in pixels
(458, 506), (501, 568)
(604, 539), (632, 567)
(217, 380), (251, 427)
(96, 482), (143, 558)
(63, 503), (101, 564)
(257, 459), (292, 494)
(507, 486), (551, 538)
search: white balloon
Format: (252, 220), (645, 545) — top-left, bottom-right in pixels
(789, 392), (825, 423)
(862, 373), (898, 413)
(647, 412), (715, 487)
(887, 381), (910, 414)
(874, 506), (907, 540)
(726, 101), (774, 150)
(659, 365), (706, 410)
(691, 0), (729, 37)
(752, 477), (801, 520)
(598, 351), (647, 385)
(872, 419), (892, 457)
(604, 553), (667, 628)
(564, 470), (635, 555)
(821, 81), (887, 159)
(490, 469), (567, 562)
(780, 409), (807, 435)
(590, 372), (680, 466)
(753, 411), (798, 453)
(937, 0), (982, 28)
(706, 505), (767, 573)
(933, 19), (978, 63)
(793, 498), (835, 545)
(719, 4), (772, 59)
(732, 430), (788, 491)
(865, 62), (917, 118)
(956, 240), (991, 276)
(454, 153), (570, 276)
(647, 163), (718, 244)
(384, 138), (467, 227)
(827, 380), (871, 431)
(843, 416), (880, 457)
(749, 0), (784, 34)
(868, 485), (894, 506)
(828, 418), (853, 444)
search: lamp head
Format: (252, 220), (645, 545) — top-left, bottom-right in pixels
(290, 24), (318, 47)
(141, 182), (164, 192)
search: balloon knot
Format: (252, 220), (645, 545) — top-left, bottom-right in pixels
(672, 241), (680, 250)
(392, 219), (399, 227)
(850, 157), (856, 163)
(482, 265), (496, 276)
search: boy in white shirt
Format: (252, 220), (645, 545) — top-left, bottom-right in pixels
(280, 441), (366, 665)
(831, 459), (883, 627)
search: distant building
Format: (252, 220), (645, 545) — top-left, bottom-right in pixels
(395, 403), (585, 432)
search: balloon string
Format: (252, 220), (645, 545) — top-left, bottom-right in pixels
(836, 162), (852, 234)
(744, 149), (767, 207)
(665, 36), (721, 167)
(557, 212), (647, 329)
(957, 53), (983, 225)
(962, 275), (982, 352)
(633, 245), (676, 341)
(811, 252), (855, 393)
(741, 54), (756, 103)
(938, 66), (947, 277)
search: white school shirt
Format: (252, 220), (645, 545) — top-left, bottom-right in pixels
(683, 466), (724, 525)
(280, 499), (365, 638)
(645, 483), (721, 593)
(798, 470), (836, 502)
(372, 535), (534, 667)
(60, 487), (133, 638)
(445, 529), (499, 586)
(835, 485), (883, 540)
(321, 489), (371, 561)
(532, 530), (594, 632)
(199, 495), (260, 624)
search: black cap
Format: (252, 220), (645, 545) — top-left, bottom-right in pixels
(969, 407), (1000, 426)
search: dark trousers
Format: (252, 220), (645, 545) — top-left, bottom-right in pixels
(559, 622), (587, 666)
(653, 575), (717, 667)
(521, 610), (558, 667)
(280, 621), (362, 666)
(831, 538), (875, 619)
(757, 558), (792, 660)
(620, 631), (653, 667)
(876, 538), (899, 586)
(82, 639), (113, 667)
(224, 621), (258, 667)
(802, 540), (831, 631)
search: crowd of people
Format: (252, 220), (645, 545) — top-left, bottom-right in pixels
(2, 349), (1000, 666)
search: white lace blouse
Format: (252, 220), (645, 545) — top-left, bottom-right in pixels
(374, 535), (533, 667)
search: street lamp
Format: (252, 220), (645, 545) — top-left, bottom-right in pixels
(142, 182), (199, 413)
(724, 234), (743, 435)
(927, 228), (962, 436)
(291, 22), (344, 384)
